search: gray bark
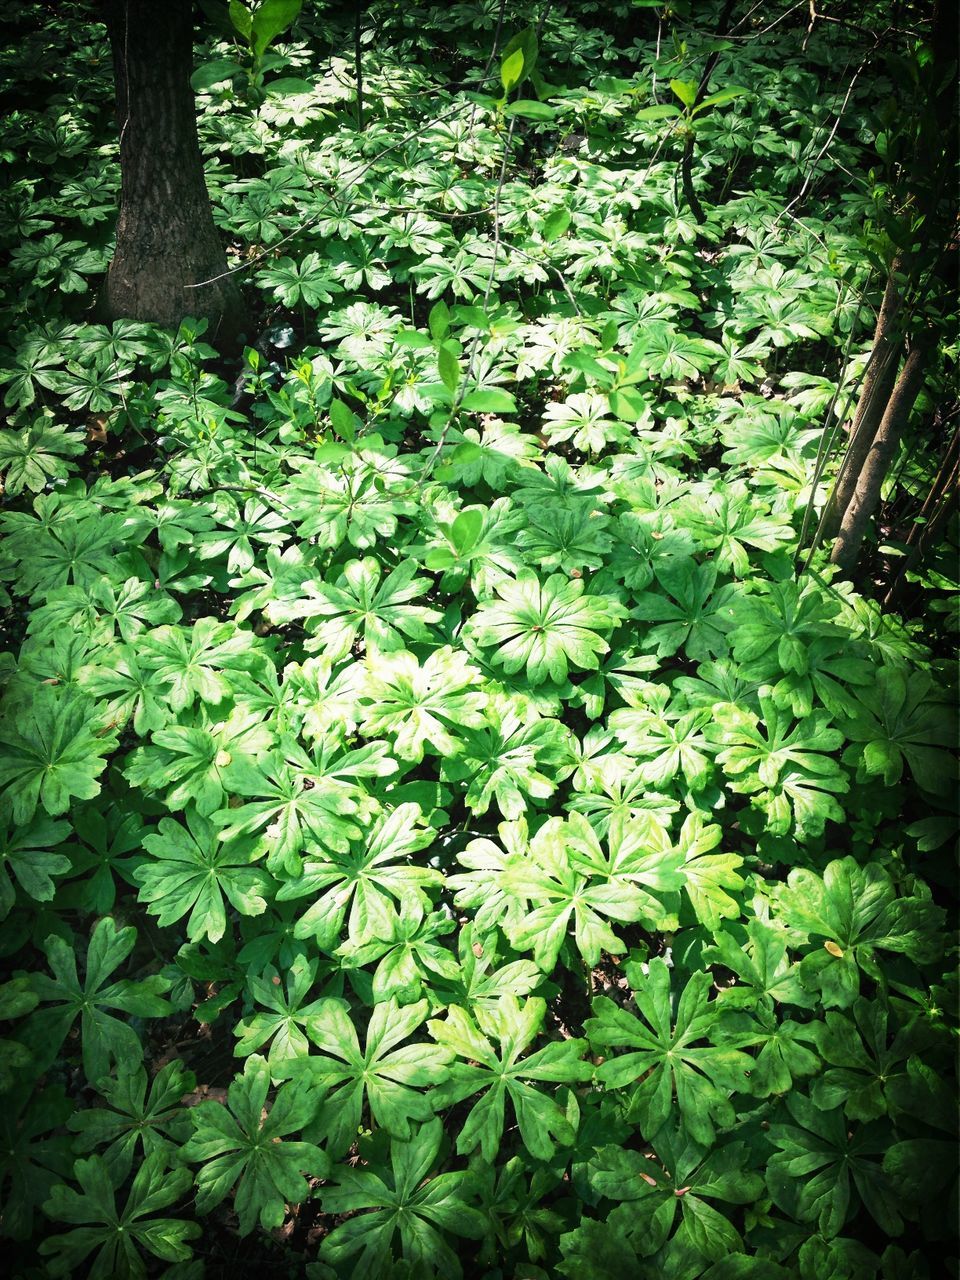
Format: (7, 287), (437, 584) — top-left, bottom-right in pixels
(101, 0), (245, 337)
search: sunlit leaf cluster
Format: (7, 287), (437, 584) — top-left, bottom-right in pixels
(0, 2), (956, 1278)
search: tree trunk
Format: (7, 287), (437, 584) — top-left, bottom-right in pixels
(883, 420), (959, 608)
(820, 258), (904, 541)
(101, 0), (245, 337)
(830, 339), (929, 573)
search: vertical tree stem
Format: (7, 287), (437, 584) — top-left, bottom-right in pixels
(354, 6), (364, 130)
(820, 257), (905, 540)
(830, 339), (930, 573)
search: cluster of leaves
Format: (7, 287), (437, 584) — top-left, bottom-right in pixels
(0, 2), (956, 1279)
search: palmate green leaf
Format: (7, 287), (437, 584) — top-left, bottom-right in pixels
(469, 569), (625, 685)
(765, 1093), (901, 1239)
(0, 509), (134, 601)
(566, 762), (680, 841)
(428, 996), (591, 1160)
(728, 577), (845, 674)
(181, 1054), (327, 1236)
(62, 804), (145, 915)
(441, 691), (573, 819)
(660, 811), (743, 932)
(214, 733), (391, 875)
(424, 920), (542, 1016)
(10, 630), (97, 704)
(0, 813), (72, 919)
(256, 252), (341, 307)
(557, 1207), (642, 1280)
(233, 954), (334, 1070)
(633, 560), (736, 662)
(68, 1059), (196, 1181)
(567, 809), (685, 918)
(494, 812), (678, 969)
(712, 333), (770, 386)
(0, 419), (84, 494)
(584, 1132), (765, 1262)
(80, 643), (174, 735)
(276, 801), (441, 953)
(609, 701), (716, 789)
(809, 998), (932, 1123)
(541, 392), (630, 453)
(358, 645), (489, 762)
(684, 482), (793, 577)
(288, 555), (443, 661)
(447, 820), (532, 938)
(52, 360), (124, 409)
(335, 902), (459, 1005)
(320, 1117), (486, 1280)
(472, 1152), (564, 1266)
(0, 1086), (73, 1241)
(703, 917), (812, 1011)
(139, 617), (267, 712)
(838, 665), (958, 795)
(726, 578), (875, 719)
(39, 1154), (199, 1280)
(759, 763), (850, 842)
(279, 997), (451, 1156)
(775, 857), (945, 1009)
(284, 653), (367, 741)
(135, 808), (272, 943)
(23, 917), (171, 1082)
(586, 958), (753, 1145)
(0, 687), (118, 825)
(283, 454), (416, 552)
(434, 420), (542, 490)
(514, 502), (614, 576)
(122, 706), (275, 816)
(633, 320), (723, 381)
(196, 495), (290, 576)
(0, 338), (65, 410)
(710, 687), (848, 839)
(726, 1008), (821, 1099)
(704, 924), (821, 1095)
(34, 575), (182, 646)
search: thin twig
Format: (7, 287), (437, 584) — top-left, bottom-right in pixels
(776, 51), (872, 223)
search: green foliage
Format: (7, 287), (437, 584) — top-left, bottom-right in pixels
(24, 918), (172, 1082)
(429, 995), (590, 1159)
(68, 1059), (196, 1180)
(320, 1118), (486, 1279)
(181, 1053), (328, 1235)
(0, 2), (956, 1277)
(39, 1154), (200, 1278)
(135, 807), (272, 942)
(469, 569), (626, 685)
(587, 958), (754, 1145)
(279, 995), (451, 1154)
(0, 687), (118, 824)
